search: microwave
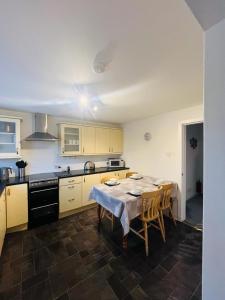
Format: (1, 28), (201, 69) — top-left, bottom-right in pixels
(107, 158), (125, 168)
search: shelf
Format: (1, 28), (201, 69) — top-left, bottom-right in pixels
(64, 133), (79, 136)
(0, 132), (16, 135)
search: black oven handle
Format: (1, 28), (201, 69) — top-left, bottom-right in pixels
(30, 187), (58, 194)
(30, 203), (58, 210)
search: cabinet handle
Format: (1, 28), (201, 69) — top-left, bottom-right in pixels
(16, 147), (19, 155)
(68, 198), (75, 202)
(7, 189), (10, 196)
(68, 180), (75, 183)
(68, 186), (75, 189)
(84, 177), (85, 183)
(112, 147), (113, 152)
(83, 147), (84, 153)
(62, 148), (65, 153)
(109, 147), (110, 152)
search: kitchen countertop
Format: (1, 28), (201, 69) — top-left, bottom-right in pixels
(0, 167), (129, 196)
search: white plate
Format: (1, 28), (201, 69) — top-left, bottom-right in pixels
(129, 175), (143, 180)
(105, 180), (119, 186)
(129, 190), (142, 196)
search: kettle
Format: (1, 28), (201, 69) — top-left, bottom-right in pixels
(0, 167), (12, 180)
(84, 161), (95, 171)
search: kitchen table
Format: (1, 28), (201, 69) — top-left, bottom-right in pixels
(89, 176), (177, 247)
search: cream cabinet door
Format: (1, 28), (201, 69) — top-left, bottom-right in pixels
(60, 124), (81, 156)
(6, 184), (28, 229)
(82, 126), (96, 155)
(100, 172), (118, 181)
(82, 174), (100, 206)
(95, 128), (110, 154)
(0, 189), (6, 255)
(0, 117), (21, 159)
(110, 128), (123, 154)
(59, 182), (82, 213)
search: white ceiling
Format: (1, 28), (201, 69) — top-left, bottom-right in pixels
(185, 0), (225, 30)
(0, 0), (203, 124)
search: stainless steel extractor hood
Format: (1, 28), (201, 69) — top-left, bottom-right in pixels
(25, 113), (58, 141)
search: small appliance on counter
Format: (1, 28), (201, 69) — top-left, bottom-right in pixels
(16, 160), (28, 178)
(0, 167), (13, 180)
(84, 161), (95, 171)
(107, 158), (125, 168)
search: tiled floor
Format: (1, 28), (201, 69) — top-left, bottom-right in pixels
(0, 207), (202, 300)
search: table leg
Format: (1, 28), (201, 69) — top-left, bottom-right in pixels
(97, 204), (102, 232)
(122, 234), (128, 250)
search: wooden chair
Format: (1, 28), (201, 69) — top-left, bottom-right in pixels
(126, 171), (138, 178)
(159, 183), (176, 239)
(129, 187), (165, 256)
(99, 176), (115, 230)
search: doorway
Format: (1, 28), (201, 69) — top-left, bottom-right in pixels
(185, 123), (203, 229)
(180, 119), (203, 225)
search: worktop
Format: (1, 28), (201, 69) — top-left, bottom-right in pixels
(0, 167), (129, 196)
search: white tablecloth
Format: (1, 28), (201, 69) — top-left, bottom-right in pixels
(89, 176), (177, 235)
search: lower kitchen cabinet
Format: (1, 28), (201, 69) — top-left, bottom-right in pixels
(0, 189), (6, 255)
(82, 173), (101, 206)
(59, 177), (82, 213)
(6, 184), (28, 229)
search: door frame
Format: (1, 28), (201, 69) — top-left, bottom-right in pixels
(179, 118), (203, 221)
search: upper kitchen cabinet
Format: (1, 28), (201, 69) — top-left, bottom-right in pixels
(0, 117), (21, 159)
(82, 126), (96, 155)
(59, 124), (81, 156)
(110, 128), (123, 154)
(95, 127), (110, 154)
(59, 123), (123, 156)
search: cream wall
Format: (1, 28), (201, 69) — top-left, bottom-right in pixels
(0, 108), (120, 175)
(122, 104), (203, 219)
(203, 18), (225, 300)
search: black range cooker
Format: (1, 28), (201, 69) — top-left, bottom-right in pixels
(28, 173), (59, 229)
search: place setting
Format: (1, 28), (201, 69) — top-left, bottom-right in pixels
(104, 178), (120, 186)
(128, 173), (143, 180)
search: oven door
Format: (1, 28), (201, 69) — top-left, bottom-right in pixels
(29, 186), (59, 228)
(29, 186), (58, 209)
(29, 203), (58, 226)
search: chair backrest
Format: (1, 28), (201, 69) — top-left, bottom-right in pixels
(101, 176), (115, 184)
(126, 172), (138, 178)
(160, 183), (173, 209)
(141, 187), (162, 221)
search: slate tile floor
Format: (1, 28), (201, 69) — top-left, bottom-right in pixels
(0, 207), (202, 300)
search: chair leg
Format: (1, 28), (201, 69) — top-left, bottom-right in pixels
(144, 222), (149, 256)
(111, 213), (114, 231)
(160, 211), (166, 238)
(169, 206), (176, 226)
(158, 215), (166, 242)
(100, 208), (105, 219)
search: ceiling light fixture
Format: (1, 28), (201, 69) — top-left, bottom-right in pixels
(79, 94), (89, 107)
(93, 105), (98, 112)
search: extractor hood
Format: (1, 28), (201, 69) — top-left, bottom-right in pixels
(25, 113), (58, 141)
